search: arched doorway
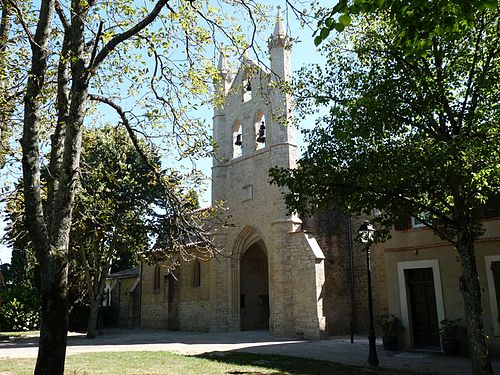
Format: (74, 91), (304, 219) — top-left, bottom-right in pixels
(240, 242), (269, 330)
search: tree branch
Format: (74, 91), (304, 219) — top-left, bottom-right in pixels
(90, 0), (170, 71)
(5, 0), (38, 48)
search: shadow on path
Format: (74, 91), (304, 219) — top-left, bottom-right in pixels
(1, 329), (499, 375)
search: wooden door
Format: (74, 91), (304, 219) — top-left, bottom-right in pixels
(240, 244), (269, 330)
(405, 268), (440, 348)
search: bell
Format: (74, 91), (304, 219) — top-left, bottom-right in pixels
(245, 81), (252, 92)
(256, 121), (266, 143)
(235, 134), (242, 146)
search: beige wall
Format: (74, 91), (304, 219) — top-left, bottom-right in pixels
(140, 259), (211, 331)
(378, 218), (500, 352)
(109, 276), (140, 328)
(208, 27), (326, 339)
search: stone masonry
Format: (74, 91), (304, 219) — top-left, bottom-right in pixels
(131, 9), (382, 340)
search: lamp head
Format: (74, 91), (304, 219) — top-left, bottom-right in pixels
(358, 220), (375, 243)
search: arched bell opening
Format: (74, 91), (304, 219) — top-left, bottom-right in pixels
(240, 241), (269, 330)
(232, 119), (242, 158)
(255, 112), (266, 150)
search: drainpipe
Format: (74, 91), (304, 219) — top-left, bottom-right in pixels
(347, 216), (357, 342)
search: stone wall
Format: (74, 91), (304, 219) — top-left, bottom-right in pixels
(140, 264), (168, 329)
(109, 276), (140, 328)
(140, 259), (211, 331)
(302, 209), (386, 335)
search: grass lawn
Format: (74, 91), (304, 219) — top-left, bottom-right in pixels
(0, 331), (39, 338)
(0, 351), (424, 375)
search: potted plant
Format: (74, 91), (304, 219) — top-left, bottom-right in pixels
(439, 318), (462, 355)
(377, 314), (404, 350)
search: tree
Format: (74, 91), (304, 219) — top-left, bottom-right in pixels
(271, 3), (500, 374)
(72, 126), (163, 338)
(2, 0), (265, 373)
(3, 126), (195, 336)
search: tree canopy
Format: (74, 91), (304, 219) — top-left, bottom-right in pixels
(271, 3), (499, 374)
(0, 0), (275, 373)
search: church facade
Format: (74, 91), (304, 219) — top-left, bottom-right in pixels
(107, 11), (374, 340)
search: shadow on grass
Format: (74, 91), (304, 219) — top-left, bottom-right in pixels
(196, 351), (424, 375)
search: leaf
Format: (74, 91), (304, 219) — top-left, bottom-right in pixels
(334, 22), (345, 32)
(485, 0), (498, 11)
(339, 14), (352, 26)
(320, 27), (331, 40)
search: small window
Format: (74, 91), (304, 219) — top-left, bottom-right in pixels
(153, 265), (161, 293)
(193, 260), (201, 288)
(411, 213), (429, 228)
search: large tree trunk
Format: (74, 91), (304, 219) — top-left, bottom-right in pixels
(86, 299), (100, 339)
(35, 258), (68, 375)
(20, 0), (70, 373)
(457, 231), (493, 375)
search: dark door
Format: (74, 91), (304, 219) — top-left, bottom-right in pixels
(405, 268), (440, 348)
(240, 243), (269, 330)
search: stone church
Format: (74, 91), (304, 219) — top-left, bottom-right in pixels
(107, 10), (375, 340)
(105, 9), (500, 356)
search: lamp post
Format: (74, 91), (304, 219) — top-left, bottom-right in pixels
(358, 220), (379, 367)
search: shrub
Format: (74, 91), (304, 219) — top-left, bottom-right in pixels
(377, 314), (404, 336)
(0, 297), (40, 331)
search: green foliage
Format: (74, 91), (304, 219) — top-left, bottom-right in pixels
(0, 299), (39, 331)
(273, 3), (499, 371)
(314, 1), (499, 49)
(439, 318), (463, 340)
(377, 314), (404, 336)
(0, 286), (40, 331)
(272, 6), (500, 243)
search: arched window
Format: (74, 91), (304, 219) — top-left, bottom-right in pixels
(242, 73), (252, 102)
(255, 112), (266, 150)
(193, 260), (201, 288)
(232, 120), (242, 158)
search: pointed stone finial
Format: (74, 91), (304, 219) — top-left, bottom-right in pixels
(273, 6), (286, 38)
(269, 5), (290, 50)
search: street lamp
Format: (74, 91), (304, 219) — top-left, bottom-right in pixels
(358, 220), (379, 367)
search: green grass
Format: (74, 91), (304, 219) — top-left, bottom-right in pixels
(0, 351), (426, 375)
(0, 331), (39, 338)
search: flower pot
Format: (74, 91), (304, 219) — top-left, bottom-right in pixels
(382, 335), (399, 351)
(442, 339), (460, 355)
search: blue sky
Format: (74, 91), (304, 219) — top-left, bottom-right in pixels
(0, 2), (327, 264)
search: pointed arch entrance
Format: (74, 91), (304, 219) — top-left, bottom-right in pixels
(240, 240), (269, 330)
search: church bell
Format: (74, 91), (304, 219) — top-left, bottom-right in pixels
(256, 121), (266, 143)
(235, 133), (242, 146)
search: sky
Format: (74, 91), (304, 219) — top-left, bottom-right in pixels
(0, 1), (327, 265)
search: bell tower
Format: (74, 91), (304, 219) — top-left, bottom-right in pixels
(209, 7), (326, 339)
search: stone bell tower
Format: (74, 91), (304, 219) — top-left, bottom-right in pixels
(209, 7), (326, 339)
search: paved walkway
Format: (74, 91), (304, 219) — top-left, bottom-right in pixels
(1, 329), (499, 374)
